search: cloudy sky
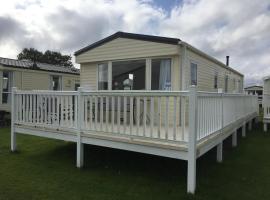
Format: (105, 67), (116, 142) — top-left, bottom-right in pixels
(0, 0), (269, 86)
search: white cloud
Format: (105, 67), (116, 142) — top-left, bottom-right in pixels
(0, 0), (269, 86)
(159, 0), (270, 85)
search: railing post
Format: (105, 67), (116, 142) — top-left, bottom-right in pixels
(187, 86), (197, 194)
(11, 87), (17, 152)
(217, 88), (223, 163)
(255, 95), (259, 123)
(220, 90), (224, 132)
(76, 87), (84, 168)
(217, 89), (223, 162)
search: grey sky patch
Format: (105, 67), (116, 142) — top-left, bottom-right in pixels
(0, 16), (26, 41)
(46, 7), (112, 52)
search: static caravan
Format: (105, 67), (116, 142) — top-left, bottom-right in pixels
(10, 32), (258, 194)
(245, 85), (263, 106)
(0, 57), (80, 113)
(75, 31), (244, 93)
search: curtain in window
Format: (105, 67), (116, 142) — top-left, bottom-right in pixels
(98, 64), (108, 90)
(159, 59), (171, 90)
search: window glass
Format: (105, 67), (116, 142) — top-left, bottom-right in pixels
(112, 60), (145, 90)
(2, 71), (12, 104)
(214, 71), (218, 89)
(151, 58), (171, 90)
(98, 63), (108, 90)
(190, 63), (197, 85)
(51, 75), (62, 91)
(75, 83), (80, 91)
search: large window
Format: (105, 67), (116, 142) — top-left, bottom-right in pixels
(50, 75), (62, 91)
(151, 58), (171, 90)
(190, 63), (197, 85)
(2, 71), (12, 104)
(98, 63), (108, 90)
(112, 60), (145, 90)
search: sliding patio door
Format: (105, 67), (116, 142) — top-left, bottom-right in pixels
(151, 58), (171, 90)
(112, 60), (145, 90)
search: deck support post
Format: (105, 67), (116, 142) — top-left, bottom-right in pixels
(77, 137), (84, 168)
(242, 123), (246, 137)
(76, 87), (84, 168)
(232, 130), (237, 147)
(216, 142), (223, 163)
(264, 123), (267, 132)
(248, 120), (252, 131)
(11, 87), (17, 152)
(187, 86), (197, 194)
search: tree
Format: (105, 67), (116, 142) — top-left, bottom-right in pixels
(17, 48), (43, 62)
(17, 48), (74, 68)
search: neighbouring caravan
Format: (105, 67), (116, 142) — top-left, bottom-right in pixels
(0, 57), (80, 113)
(245, 85), (263, 107)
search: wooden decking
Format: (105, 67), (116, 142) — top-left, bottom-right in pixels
(14, 111), (257, 159)
(10, 87), (259, 194)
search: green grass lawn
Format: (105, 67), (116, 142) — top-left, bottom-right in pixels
(0, 123), (270, 200)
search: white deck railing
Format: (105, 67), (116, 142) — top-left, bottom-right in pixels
(80, 91), (189, 142)
(197, 92), (258, 141)
(263, 94), (270, 119)
(12, 87), (258, 144)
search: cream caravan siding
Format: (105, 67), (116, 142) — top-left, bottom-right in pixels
(76, 38), (179, 63)
(80, 62), (97, 90)
(13, 71), (22, 89)
(184, 49), (243, 92)
(171, 55), (181, 91)
(22, 71), (50, 90)
(62, 76), (80, 90)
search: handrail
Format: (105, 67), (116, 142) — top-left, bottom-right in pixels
(81, 90), (189, 97)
